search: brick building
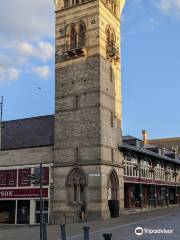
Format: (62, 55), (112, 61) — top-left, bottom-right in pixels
(0, 0), (180, 225)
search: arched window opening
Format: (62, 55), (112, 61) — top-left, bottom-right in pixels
(109, 31), (116, 52)
(106, 26), (117, 59)
(80, 184), (85, 202)
(65, 24), (77, 51)
(73, 184), (78, 202)
(66, 168), (87, 204)
(70, 25), (77, 49)
(78, 22), (86, 48)
(106, 27), (111, 44)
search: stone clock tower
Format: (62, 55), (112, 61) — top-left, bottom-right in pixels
(52, 0), (126, 223)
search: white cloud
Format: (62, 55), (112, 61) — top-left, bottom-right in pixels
(0, 0), (55, 40)
(16, 41), (55, 62)
(32, 65), (50, 80)
(0, 0), (55, 84)
(0, 67), (21, 83)
(8, 68), (21, 80)
(151, 0), (180, 19)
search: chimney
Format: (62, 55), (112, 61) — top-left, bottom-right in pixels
(142, 130), (148, 145)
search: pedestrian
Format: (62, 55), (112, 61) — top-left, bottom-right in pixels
(80, 203), (87, 221)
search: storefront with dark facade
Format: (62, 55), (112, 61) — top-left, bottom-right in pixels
(0, 165), (50, 224)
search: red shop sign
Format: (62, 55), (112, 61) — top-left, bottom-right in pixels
(0, 170), (17, 187)
(0, 188), (48, 199)
(18, 168), (31, 187)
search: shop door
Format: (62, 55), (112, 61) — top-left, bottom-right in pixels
(17, 200), (30, 224)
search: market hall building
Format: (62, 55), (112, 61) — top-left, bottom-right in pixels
(0, 0), (180, 225)
(0, 116), (53, 224)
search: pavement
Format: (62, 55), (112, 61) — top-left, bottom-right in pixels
(0, 206), (180, 240)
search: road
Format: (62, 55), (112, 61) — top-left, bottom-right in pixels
(0, 207), (180, 240)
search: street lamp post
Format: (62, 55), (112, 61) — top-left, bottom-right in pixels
(30, 163), (43, 240)
(137, 159), (143, 209)
(174, 170), (178, 205)
(40, 163), (43, 240)
(165, 168), (169, 206)
(152, 165), (157, 208)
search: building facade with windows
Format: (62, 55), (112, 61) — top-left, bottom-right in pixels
(121, 136), (180, 210)
(0, 0), (180, 225)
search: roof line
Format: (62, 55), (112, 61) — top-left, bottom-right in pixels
(2, 114), (54, 123)
(149, 137), (180, 142)
(119, 144), (180, 165)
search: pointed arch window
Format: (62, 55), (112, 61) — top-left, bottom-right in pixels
(78, 21), (86, 48)
(70, 25), (77, 49)
(106, 25), (117, 59)
(66, 168), (87, 203)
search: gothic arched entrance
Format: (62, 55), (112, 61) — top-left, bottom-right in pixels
(108, 170), (120, 218)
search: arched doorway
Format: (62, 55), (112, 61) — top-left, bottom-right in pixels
(107, 170), (119, 218)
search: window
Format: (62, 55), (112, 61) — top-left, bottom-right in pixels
(78, 21), (86, 48)
(73, 184), (78, 202)
(70, 25), (77, 49)
(66, 168), (87, 204)
(65, 22), (86, 54)
(106, 26), (116, 58)
(73, 183), (85, 203)
(80, 184), (85, 202)
(65, 24), (77, 51)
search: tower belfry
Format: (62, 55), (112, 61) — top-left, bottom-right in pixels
(53, 0), (125, 223)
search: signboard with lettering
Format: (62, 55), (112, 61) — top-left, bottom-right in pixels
(33, 167), (49, 186)
(124, 176), (180, 186)
(0, 188), (48, 199)
(0, 170), (17, 187)
(42, 167), (49, 185)
(18, 168), (31, 187)
(0, 166), (50, 201)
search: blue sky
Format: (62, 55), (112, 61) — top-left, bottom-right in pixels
(0, 0), (180, 139)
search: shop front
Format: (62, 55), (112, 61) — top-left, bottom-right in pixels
(0, 166), (50, 225)
(124, 176), (180, 209)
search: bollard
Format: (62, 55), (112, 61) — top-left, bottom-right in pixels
(43, 222), (47, 240)
(60, 224), (67, 240)
(83, 227), (90, 240)
(103, 233), (112, 240)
